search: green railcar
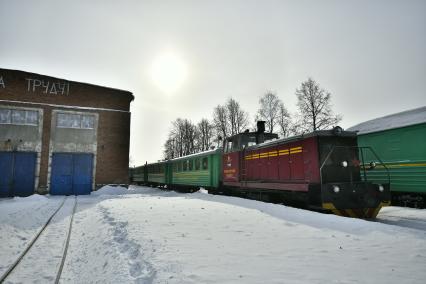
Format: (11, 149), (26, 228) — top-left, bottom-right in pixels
(146, 161), (167, 186)
(168, 149), (223, 190)
(348, 107), (426, 207)
(129, 165), (146, 184)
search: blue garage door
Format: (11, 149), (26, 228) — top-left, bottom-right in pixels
(50, 153), (93, 195)
(0, 152), (36, 197)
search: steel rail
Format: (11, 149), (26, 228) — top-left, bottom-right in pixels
(0, 196), (68, 283)
(55, 196), (78, 284)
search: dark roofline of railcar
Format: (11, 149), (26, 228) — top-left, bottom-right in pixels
(347, 106), (426, 135)
(0, 68), (134, 101)
(246, 129), (357, 151)
(144, 160), (168, 167)
(169, 148), (223, 162)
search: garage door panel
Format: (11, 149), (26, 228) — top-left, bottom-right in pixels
(0, 152), (13, 197)
(50, 154), (73, 195)
(50, 153), (93, 195)
(13, 152), (36, 197)
(73, 154), (93, 195)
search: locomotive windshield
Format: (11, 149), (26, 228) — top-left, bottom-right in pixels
(224, 132), (278, 153)
(241, 135), (257, 148)
(224, 134), (260, 153)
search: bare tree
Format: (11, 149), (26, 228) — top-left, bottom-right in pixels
(277, 102), (292, 138)
(196, 118), (213, 151)
(163, 137), (176, 160)
(172, 118), (185, 157)
(257, 91), (281, 133)
(295, 78), (342, 132)
(165, 98), (250, 158)
(213, 104), (229, 140)
(164, 118), (198, 159)
(182, 119), (197, 156)
(226, 98), (249, 135)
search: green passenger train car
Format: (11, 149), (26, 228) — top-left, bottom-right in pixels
(129, 164), (146, 184)
(146, 161), (168, 186)
(129, 149), (223, 191)
(348, 107), (426, 207)
(168, 148), (223, 190)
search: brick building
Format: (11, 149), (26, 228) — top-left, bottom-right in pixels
(0, 68), (134, 196)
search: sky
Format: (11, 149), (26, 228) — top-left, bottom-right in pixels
(1, 0), (425, 165)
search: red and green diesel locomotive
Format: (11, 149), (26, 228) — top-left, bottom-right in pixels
(218, 122), (391, 218)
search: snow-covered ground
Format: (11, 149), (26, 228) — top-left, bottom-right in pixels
(1, 186), (425, 284)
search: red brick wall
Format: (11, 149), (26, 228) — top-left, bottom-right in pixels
(96, 110), (131, 185)
(0, 68), (133, 189)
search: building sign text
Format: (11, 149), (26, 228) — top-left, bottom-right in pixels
(26, 78), (70, 95)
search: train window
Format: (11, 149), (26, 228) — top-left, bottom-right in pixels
(226, 141), (233, 153)
(183, 160), (187, 171)
(202, 157), (208, 170)
(178, 162), (182, 172)
(189, 160), (193, 171)
(232, 139), (241, 151)
(195, 158), (201, 170)
(241, 134), (257, 148)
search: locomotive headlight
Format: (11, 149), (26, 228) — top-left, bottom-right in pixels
(333, 185), (340, 193)
(341, 161), (348, 168)
(378, 184), (384, 192)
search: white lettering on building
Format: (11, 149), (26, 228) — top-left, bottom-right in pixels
(0, 76), (5, 88)
(26, 78), (70, 95)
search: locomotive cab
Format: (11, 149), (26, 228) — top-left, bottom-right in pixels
(224, 121), (279, 153)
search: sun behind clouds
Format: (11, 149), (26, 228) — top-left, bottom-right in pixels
(151, 52), (188, 94)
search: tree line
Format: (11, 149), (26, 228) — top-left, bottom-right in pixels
(163, 77), (342, 159)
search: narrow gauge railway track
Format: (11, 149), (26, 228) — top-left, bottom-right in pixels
(0, 196), (78, 284)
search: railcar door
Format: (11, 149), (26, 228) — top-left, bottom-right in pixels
(240, 149), (247, 181)
(223, 138), (240, 183)
(289, 144), (304, 179)
(267, 147), (279, 180)
(277, 146), (291, 180)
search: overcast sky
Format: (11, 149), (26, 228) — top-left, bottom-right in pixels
(1, 0), (425, 165)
